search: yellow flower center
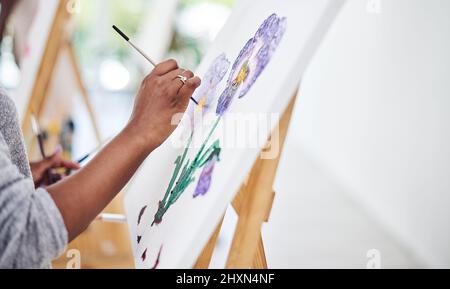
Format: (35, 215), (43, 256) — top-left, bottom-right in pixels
(195, 97), (208, 112)
(235, 61), (249, 85)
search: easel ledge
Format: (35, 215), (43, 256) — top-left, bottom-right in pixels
(194, 92), (298, 269)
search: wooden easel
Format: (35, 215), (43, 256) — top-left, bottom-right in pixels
(194, 92), (298, 269)
(21, 0), (101, 143)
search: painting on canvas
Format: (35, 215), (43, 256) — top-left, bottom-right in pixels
(124, 0), (345, 269)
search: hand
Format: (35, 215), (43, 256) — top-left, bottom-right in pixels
(126, 59), (201, 153)
(30, 147), (80, 188)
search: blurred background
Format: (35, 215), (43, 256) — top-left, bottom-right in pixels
(0, 0), (449, 269)
(1, 0), (235, 155)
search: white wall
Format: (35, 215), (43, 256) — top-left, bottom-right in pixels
(265, 143), (421, 268)
(294, 0), (450, 268)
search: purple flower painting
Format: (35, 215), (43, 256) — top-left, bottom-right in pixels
(193, 154), (219, 198)
(146, 13), (287, 229)
(216, 14), (287, 116)
(188, 54), (230, 127)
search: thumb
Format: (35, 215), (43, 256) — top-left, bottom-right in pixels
(41, 146), (63, 171)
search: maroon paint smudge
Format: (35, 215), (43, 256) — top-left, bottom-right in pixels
(151, 246), (163, 270)
(151, 201), (163, 227)
(138, 205), (147, 225)
(141, 248), (147, 262)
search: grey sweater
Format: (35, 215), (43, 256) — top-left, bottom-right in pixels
(0, 91), (68, 269)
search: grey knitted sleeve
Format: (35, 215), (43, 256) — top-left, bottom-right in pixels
(0, 133), (68, 269)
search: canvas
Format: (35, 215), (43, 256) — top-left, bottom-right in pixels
(124, 0), (345, 269)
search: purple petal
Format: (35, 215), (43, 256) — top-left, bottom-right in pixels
(193, 155), (218, 198)
(189, 54), (230, 122)
(216, 14), (287, 113)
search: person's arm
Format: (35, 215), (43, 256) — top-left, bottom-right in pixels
(0, 133), (67, 269)
(47, 60), (201, 241)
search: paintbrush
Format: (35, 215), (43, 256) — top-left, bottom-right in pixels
(64, 137), (113, 176)
(31, 113), (53, 184)
(75, 137), (112, 164)
(112, 25), (199, 106)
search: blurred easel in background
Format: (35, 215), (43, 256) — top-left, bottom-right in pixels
(20, 0), (100, 147)
(13, 0), (133, 268)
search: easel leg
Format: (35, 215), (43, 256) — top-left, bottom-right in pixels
(253, 235), (268, 269)
(225, 95), (297, 269)
(65, 42), (102, 143)
(22, 0), (69, 134)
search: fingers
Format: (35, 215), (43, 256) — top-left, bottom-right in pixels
(50, 154), (81, 171)
(43, 148), (81, 171)
(178, 76), (202, 105)
(164, 69), (195, 82)
(46, 148), (64, 168)
(34, 149), (60, 175)
(164, 69), (196, 95)
(146, 59), (201, 106)
(152, 59), (179, 76)
(61, 160), (81, 171)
